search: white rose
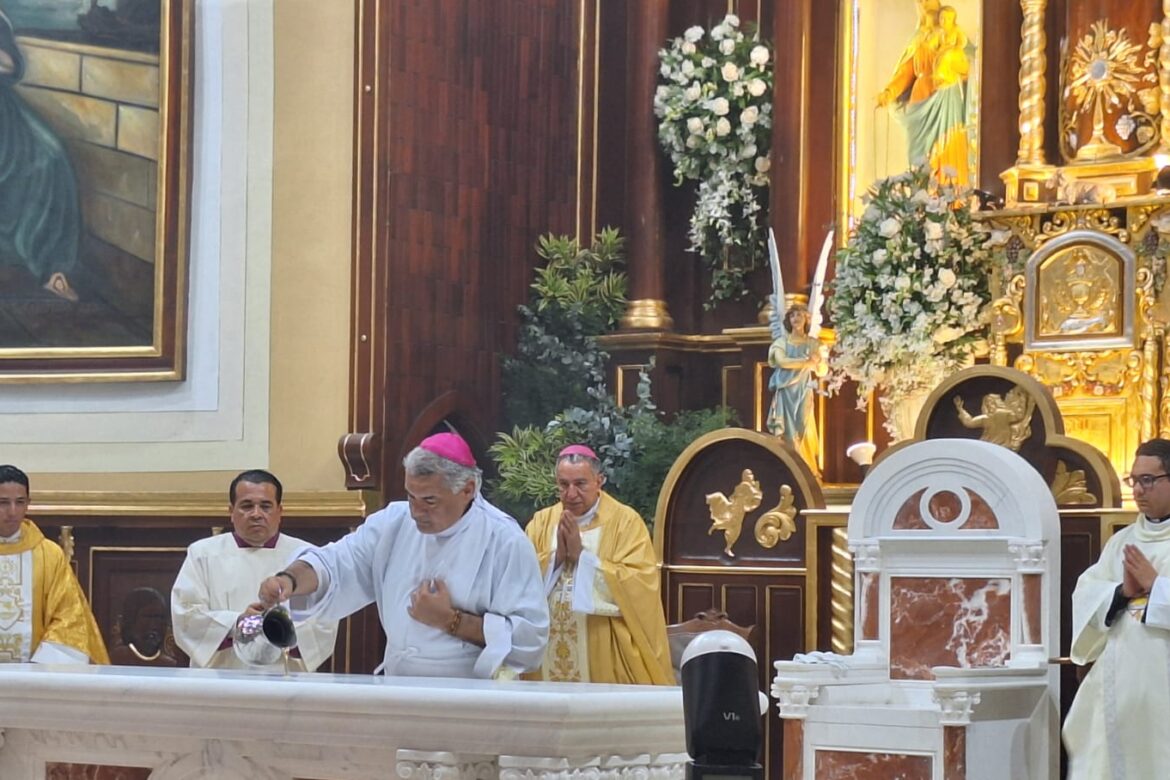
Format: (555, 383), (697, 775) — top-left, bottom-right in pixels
(682, 60), (695, 76)
(726, 14), (740, 27)
(938, 268), (957, 288)
(681, 41), (697, 55)
(702, 57), (715, 67)
(862, 205), (880, 222)
(740, 106), (759, 126)
(721, 62), (740, 82)
(684, 83), (702, 102)
(747, 78), (767, 96)
(711, 25), (726, 41)
(894, 275), (911, 291)
(740, 142), (757, 159)
(655, 85), (668, 102)
(686, 116), (704, 134)
(873, 249), (888, 265)
(716, 117), (732, 136)
(754, 156), (771, 173)
(686, 135), (701, 149)
(720, 38), (735, 55)
(878, 217), (902, 238)
(750, 45), (769, 66)
(684, 26), (703, 43)
(660, 63), (671, 77)
(732, 83), (745, 97)
(710, 97), (730, 116)
(924, 221), (944, 241)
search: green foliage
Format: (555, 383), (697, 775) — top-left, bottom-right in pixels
(491, 364), (737, 528)
(501, 228), (628, 428)
(491, 227), (735, 527)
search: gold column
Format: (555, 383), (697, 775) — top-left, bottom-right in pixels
(1143, 331), (1159, 444)
(1161, 331), (1170, 437)
(1016, 0), (1048, 166)
(829, 527), (854, 654)
(1161, 0), (1170, 152)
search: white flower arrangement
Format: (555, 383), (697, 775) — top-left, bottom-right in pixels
(827, 165), (996, 404)
(654, 14), (773, 305)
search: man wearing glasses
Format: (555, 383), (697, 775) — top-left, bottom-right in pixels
(1064, 439), (1170, 779)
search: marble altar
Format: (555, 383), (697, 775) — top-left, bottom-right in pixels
(0, 665), (686, 779)
(772, 439), (1061, 780)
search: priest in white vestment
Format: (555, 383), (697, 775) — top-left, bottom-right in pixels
(1064, 439), (1170, 779)
(257, 433), (549, 679)
(171, 470), (338, 672)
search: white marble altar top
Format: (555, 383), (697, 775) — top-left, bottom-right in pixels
(0, 664), (686, 756)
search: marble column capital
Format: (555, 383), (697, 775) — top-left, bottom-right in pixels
(770, 682), (821, 719)
(932, 688), (982, 726)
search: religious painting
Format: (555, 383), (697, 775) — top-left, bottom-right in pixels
(837, 0), (983, 233)
(0, 0), (192, 381)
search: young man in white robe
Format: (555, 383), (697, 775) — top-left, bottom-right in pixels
(1064, 438), (1170, 778)
(256, 433), (549, 679)
(171, 470), (338, 672)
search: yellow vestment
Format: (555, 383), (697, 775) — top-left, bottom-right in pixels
(0, 520), (109, 664)
(525, 492), (673, 685)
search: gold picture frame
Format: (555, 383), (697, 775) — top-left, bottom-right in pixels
(837, 0), (983, 235)
(0, 0), (192, 382)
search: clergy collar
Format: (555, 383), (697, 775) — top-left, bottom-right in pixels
(232, 531), (280, 549)
(431, 497), (478, 539)
(574, 498), (602, 526)
(1149, 515), (1170, 525)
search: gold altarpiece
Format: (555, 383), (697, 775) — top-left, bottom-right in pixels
(984, 0), (1170, 477)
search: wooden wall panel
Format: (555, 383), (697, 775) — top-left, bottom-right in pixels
(34, 516), (372, 673)
(353, 0), (583, 492)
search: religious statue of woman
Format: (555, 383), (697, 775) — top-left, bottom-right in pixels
(877, 1), (973, 185)
(767, 297), (827, 475)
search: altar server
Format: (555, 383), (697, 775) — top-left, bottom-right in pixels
(1064, 438), (1170, 778)
(257, 433), (548, 678)
(172, 470), (338, 671)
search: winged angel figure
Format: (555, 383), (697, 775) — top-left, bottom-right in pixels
(953, 386), (1036, 451)
(765, 229), (832, 474)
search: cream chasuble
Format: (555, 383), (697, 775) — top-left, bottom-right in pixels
(171, 532), (338, 672)
(0, 520), (108, 664)
(526, 492), (674, 685)
(1064, 515), (1170, 780)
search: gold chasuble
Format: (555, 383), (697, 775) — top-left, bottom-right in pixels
(525, 492), (673, 685)
(0, 520), (109, 664)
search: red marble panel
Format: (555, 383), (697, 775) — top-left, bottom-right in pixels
(45, 765), (151, 780)
(783, 719), (803, 780)
(860, 572), (879, 640)
(944, 726), (966, 780)
(813, 750), (932, 779)
(892, 488), (999, 530)
(1022, 574), (1042, 645)
(889, 577), (1012, 680)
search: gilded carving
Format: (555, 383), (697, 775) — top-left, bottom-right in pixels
(1016, 350), (1143, 396)
(953, 387), (1036, 451)
(1017, 0), (1048, 165)
(705, 469), (762, 557)
(1037, 247), (1120, 337)
(1064, 20), (1157, 161)
(754, 485), (797, 549)
(1050, 460), (1097, 506)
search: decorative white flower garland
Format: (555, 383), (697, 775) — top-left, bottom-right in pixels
(655, 14), (773, 306)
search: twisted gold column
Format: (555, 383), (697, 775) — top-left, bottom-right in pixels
(829, 527), (854, 655)
(1143, 333), (1159, 444)
(1161, 1), (1170, 152)
(1017, 0), (1048, 165)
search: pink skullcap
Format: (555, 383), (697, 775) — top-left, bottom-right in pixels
(418, 432), (476, 468)
(559, 444), (598, 460)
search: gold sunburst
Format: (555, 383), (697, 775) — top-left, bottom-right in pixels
(1067, 20), (1146, 159)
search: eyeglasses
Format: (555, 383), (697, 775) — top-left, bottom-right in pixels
(1124, 473), (1170, 489)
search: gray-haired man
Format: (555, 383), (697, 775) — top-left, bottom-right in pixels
(256, 433), (548, 678)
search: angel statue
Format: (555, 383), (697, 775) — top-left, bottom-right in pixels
(953, 386), (1035, 451)
(766, 229), (832, 475)
(706, 469), (764, 557)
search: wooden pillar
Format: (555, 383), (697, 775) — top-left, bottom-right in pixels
(620, 0), (674, 331)
(770, 0), (814, 294)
